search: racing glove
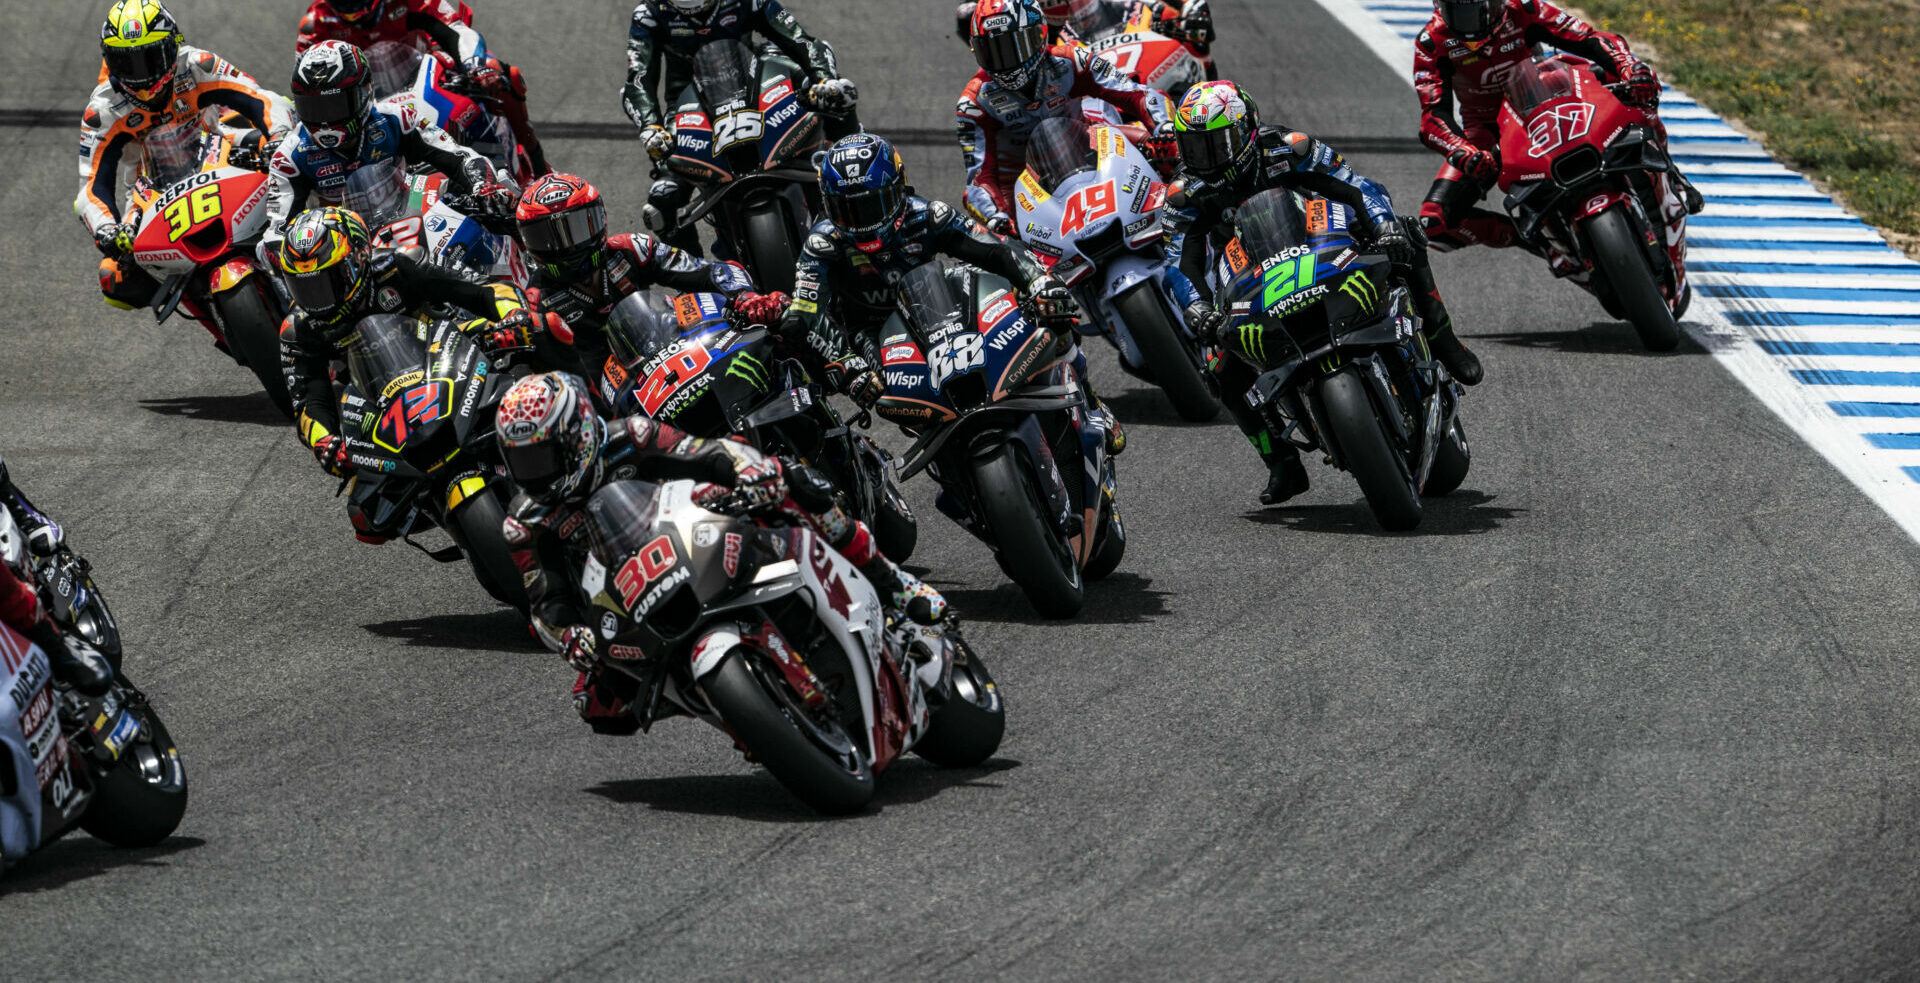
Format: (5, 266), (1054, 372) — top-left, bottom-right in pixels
(559, 624), (598, 673)
(1368, 222), (1416, 268)
(313, 434), (353, 478)
(642, 125), (672, 162)
(471, 310), (537, 352)
(1026, 276), (1081, 324)
(731, 291), (789, 326)
(808, 78), (860, 115)
(464, 64), (513, 101)
(93, 223), (135, 256)
(728, 445), (787, 510)
(824, 354), (883, 408)
(1448, 145), (1500, 186)
(1622, 62), (1661, 108)
(984, 213), (1015, 237)
(1184, 301), (1224, 346)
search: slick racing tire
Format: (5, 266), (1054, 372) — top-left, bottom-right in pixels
(1584, 208), (1681, 352)
(974, 442), (1084, 618)
(742, 203), (800, 295)
(1320, 370), (1423, 531)
(875, 500), (918, 565)
(1083, 510), (1126, 582)
(1423, 415), (1472, 497)
(80, 695), (188, 848)
(913, 635), (1005, 768)
(453, 492), (529, 612)
(1115, 283), (1219, 422)
(704, 648), (875, 814)
(213, 285), (295, 419)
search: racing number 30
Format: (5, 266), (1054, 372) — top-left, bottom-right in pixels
(1059, 181), (1119, 236)
(163, 185), (222, 241)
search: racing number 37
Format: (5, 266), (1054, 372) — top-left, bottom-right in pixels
(163, 185), (221, 241)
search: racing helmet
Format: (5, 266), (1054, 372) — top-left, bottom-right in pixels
(1173, 80), (1261, 183)
(495, 373), (607, 505)
(1435, 0), (1504, 45)
(292, 40), (375, 153)
(663, 0), (719, 17)
(1042, 0), (1100, 26)
(516, 174), (609, 282)
(327, 0), (387, 23)
(100, 1), (184, 111)
(276, 207), (373, 338)
(817, 134), (908, 249)
(970, 0), (1049, 91)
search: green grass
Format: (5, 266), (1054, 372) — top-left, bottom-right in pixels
(1572, 1), (1920, 248)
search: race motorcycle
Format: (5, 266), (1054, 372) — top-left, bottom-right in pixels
(574, 478), (1004, 814)
(1015, 115), (1217, 421)
(334, 313), (528, 611)
(365, 40), (535, 183)
(1067, 1), (1210, 103)
(123, 118), (292, 416)
(592, 289), (918, 561)
(877, 260), (1124, 618)
(1219, 189), (1471, 531)
(655, 39), (828, 294)
(0, 508), (188, 867)
(1497, 53), (1692, 351)
(343, 155), (528, 288)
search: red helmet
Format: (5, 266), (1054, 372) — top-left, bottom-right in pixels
(515, 173), (609, 280)
(327, 0), (386, 24)
(970, 0), (1049, 91)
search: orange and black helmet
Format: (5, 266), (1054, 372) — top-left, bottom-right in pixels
(276, 207), (372, 337)
(516, 173), (608, 281)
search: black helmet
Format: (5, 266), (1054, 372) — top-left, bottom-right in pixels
(292, 40), (375, 154)
(1436, 0), (1504, 44)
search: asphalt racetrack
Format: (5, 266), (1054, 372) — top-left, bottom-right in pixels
(5, 1), (1920, 979)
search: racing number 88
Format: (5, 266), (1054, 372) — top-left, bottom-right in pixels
(163, 185), (222, 241)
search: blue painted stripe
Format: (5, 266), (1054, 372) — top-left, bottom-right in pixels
(1689, 240), (1890, 252)
(1902, 466), (1920, 482)
(1866, 433), (1920, 449)
(1759, 340), (1920, 357)
(1701, 285), (1920, 303)
(1792, 369), (1920, 386)
(1738, 312), (1920, 327)
(1694, 264), (1920, 277)
(1828, 401), (1920, 417)
(1690, 215), (1868, 228)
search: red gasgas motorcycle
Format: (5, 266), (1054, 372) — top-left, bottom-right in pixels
(1495, 54), (1691, 351)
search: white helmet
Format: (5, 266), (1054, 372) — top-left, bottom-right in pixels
(664, 0), (718, 16)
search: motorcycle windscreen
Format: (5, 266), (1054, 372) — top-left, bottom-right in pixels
(346, 314), (431, 399)
(1069, 0), (1126, 39)
(584, 480), (666, 570)
(1026, 116), (1096, 195)
(692, 41), (760, 117)
(141, 110), (219, 189)
(339, 157), (410, 229)
(1504, 58), (1578, 114)
(365, 41), (426, 100)
(1233, 188), (1313, 260)
(898, 261), (970, 344)
(604, 289), (688, 366)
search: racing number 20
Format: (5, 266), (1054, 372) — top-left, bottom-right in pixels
(636, 345), (714, 415)
(163, 185), (221, 241)
(1059, 181), (1119, 236)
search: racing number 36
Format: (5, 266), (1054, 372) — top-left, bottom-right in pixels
(163, 185), (221, 241)
(1059, 181), (1119, 236)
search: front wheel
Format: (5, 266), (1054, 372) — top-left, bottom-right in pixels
(80, 694), (188, 848)
(740, 202), (801, 295)
(913, 636), (1005, 768)
(452, 490), (528, 612)
(1320, 370), (1423, 531)
(1423, 415), (1472, 497)
(1583, 207), (1681, 352)
(1113, 283), (1219, 422)
(973, 442), (1084, 618)
(212, 284), (294, 418)
(703, 648), (875, 814)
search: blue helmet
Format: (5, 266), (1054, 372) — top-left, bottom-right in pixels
(818, 134), (908, 247)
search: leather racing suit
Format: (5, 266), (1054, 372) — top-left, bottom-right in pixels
(296, 0), (550, 175)
(0, 458), (110, 698)
(78, 45), (295, 308)
(956, 39), (1171, 228)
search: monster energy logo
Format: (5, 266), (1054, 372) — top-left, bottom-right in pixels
(1338, 271), (1377, 312)
(1238, 321), (1267, 363)
(726, 351), (770, 389)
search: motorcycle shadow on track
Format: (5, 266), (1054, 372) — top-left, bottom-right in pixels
(1246, 490), (1522, 537)
(1476, 321), (1706, 357)
(138, 393), (288, 427)
(0, 836), (205, 895)
(588, 759), (1021, 823)
(1103, 387), (1232, 429)
(362, 609), (541, 653)
(931, 570), (1172, 626)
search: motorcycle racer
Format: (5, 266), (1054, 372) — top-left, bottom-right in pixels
(263, 40), (517, 252)
(295, 0), (551, 176)
(1415, 0), (1702, 252)
(492, 372), (946, 732)
(0, 455), (111, 697)
(514, 173), (789, 361)
(273, 207), (540, 479)
(1166, 81), (1482, 505)
(958, 0), (1175, 234)
(955, 0), (1215, 70)
(80, 0), (295, 309)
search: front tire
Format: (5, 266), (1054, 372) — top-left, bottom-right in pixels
(1320, 370), (1423, 531)
(1114, 283), (1219, 422)
(1584, 207), (1681, 352)
(973, 442), (1084, 618)
(913, 636), (1005, 768)
(1423, 415), (1471, 497)
(212, 284), (294, 418)
(741, 202), (801, 295)
(80, 696), (188, 848)
(704, 649), (875, 814)
(452, 491), (528, 612)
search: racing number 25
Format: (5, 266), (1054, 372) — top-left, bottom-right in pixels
(1059, 181), (1119, 236)
(163, 185), (221, 241)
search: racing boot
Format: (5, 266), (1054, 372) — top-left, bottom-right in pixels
(0, 461), (65, 556)
(643, 177), (700, 256)
(572, 670), (642, 736)
(27, 622), (110, 697)
(1068, 344), (1125, 455)
(1401, 225), (1484, 386)
(863, 556), (947, 626)
(1425, 323), (1483, 387)
(1260, 445), (1311, 507)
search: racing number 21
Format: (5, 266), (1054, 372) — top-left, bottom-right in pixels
(163, 185), (221, 241)
(1059, 181), (1119, 235)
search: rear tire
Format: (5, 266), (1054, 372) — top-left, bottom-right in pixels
(212, 284), (293, 418)
(974, 442), (1084, 618)
(1584, 208), (1681, 352)
(1423, 415), (1472, 497)
(453, 491), (528, 612)
(741, 203), (800, 295)
(80, 697), (188, 848)
(704, 649), (875, 814)
(1320, 370), (1423, 531)
(1114, 283), (1219, 422)
(913, 637), (1005, 768)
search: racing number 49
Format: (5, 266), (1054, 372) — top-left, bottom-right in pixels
(163, 185), (222, 241)
(1059, 181), (1119, 236)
